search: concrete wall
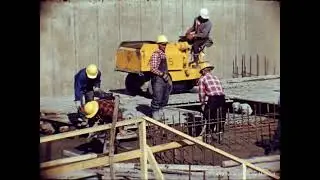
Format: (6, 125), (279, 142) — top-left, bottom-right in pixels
(40, 0), (280, 97)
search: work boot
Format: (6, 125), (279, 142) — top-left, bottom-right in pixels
(159, 108), (165, 121)
(152, 110), (161, 121)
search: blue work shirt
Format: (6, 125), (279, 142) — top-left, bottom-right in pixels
(74, 68), (101, 101)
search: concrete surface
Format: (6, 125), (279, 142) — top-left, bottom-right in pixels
(40, 76), (280, 124)
(40, 0), (280, 97)
(96, 161), (280, 180)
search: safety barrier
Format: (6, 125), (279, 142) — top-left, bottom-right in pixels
(40, 117), (280, 180)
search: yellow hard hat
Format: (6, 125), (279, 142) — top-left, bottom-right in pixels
(84, 101), (99, 118)
(86, 64), (98, 79)
(199, 62), (214, 73)
(157, 35), (168, 44)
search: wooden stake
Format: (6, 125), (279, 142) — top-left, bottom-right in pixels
(146, 146), (164, 180)
(139, 120), (148, 180)
(107, 95), (120, 179)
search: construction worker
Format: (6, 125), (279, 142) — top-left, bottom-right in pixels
(74, 64), (102, 109)
(184, 8), (213, 64)
(149, 35), (172, 120)
(81, 99), (135, 152)
(198, 63), (226, 134)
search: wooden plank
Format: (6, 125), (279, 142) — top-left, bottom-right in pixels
(146, 146), (164, 180)
(242, 163), (247, 180)
(139, 120), (148, 180)
(108, 95), (120, 179)
(41, 153), (98, 168)
(143, 116), (280, 180)
(41, 136), (202, 177)
(222, 155), (280, 168)
(40, 118), (142, 143)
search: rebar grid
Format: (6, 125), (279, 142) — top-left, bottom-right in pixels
(145, 102), (279, 166)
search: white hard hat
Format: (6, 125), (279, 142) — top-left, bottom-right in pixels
(200, 8), (209, 19)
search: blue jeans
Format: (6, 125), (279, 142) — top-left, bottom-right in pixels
(150, 76), (172, 112)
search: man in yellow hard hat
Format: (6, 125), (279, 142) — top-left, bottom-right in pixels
(149, 35), (172, 120)
(198, 62), (226, 134)
(74, 64), (102, 109)
(82, 100), (135, 146)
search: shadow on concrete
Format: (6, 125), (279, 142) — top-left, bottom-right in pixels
(110, 89), (152, 99)
(135, 104), (152, 117)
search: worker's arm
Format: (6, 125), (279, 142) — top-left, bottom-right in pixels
(74, 73), (84, 101)
(194, 21), (212, 38)
(198, 78), (206, 104)
(93, 71), (101, 88)
(186, 18), (196, 34)
(150, 53), (163, 76)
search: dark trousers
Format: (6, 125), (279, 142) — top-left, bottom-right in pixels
(192, 38), (212, 63)
(203, 95), (226, 133)
(150, 76), (172, 111)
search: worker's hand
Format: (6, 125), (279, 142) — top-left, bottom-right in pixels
(186, 33), (194, 40)
(93, 86), (101, 92)
(201, 104), (206, 112)
(75, 100), (81, 109)
(162, 73), (170, 82)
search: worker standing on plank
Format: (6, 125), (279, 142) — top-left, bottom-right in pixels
(149, 35), (172, 121)
(198, 63), (226, 134)
(184, 8), (213, 65)
(74, 64), (102, 109)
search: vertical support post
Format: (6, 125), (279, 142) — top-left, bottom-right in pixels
(256, 54), (260, 76)
(243, 54), (246, 77)
(146, 146), (164, 180)
(241, 55), (244, 77)
(139, 119), (148, 180)
(242, 163), (247, 180)
(107, 95), (120, 179)
(249, 55), (252, 76)
(264, 56), (268, 75)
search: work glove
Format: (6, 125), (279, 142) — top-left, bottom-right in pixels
(186, 32), (195, 40)
(93, 86), (101, 92)
(75, 100), (81, 109)
(162, 73), (170, 82)
(201, 104), (206, 112)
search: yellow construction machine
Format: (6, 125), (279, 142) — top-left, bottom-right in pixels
(114, 40), (209, 95)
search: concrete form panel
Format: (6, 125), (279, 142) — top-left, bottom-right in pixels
(74, 2), (99, 70)
(40, 3), (55, 97)
(50, 3), (76, 96)
(118, 0), (141, 41)
(140, 0), (162, 40)
(161, 0), (183, 42)
(98, 0), (124, 90)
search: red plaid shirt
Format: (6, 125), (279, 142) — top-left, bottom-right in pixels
(198, 72), (224, 103)
(92, 99), (123, 123)
(150, 49), (166, 76)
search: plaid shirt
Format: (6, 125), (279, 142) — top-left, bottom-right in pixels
(150, 49), (166, 76)
(92, 99), (123, 123)
(198, 72), (224, 103)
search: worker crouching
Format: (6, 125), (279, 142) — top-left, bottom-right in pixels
(198, 63), (226, 134)
(150, 35), (173, 121)
(74, 64), (102, 108)
(83, 99), (133, 138)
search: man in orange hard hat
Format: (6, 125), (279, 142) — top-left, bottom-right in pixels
(74, 64), (102, 109)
